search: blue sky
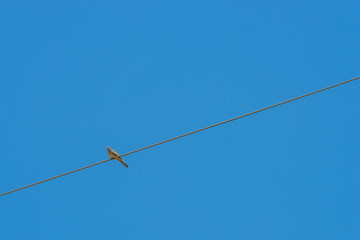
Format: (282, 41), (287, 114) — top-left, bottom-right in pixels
(1, 0), (359, 239)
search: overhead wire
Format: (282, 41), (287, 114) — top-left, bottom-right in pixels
(1, 76), (359, 197)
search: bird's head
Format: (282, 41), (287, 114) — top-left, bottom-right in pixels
(106, 146), (110, 150)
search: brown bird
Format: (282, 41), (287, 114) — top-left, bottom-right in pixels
(106, 146), (128, 168)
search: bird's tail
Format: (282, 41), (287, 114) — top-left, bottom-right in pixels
(122, 162), (129, 168)
(116, 158), (128, 168)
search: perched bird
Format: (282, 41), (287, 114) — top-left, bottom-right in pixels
(106, 146), (128, 168)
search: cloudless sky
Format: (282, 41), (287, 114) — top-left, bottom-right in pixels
(1, 0), (359, 239)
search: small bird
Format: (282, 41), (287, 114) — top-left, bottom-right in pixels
(106, 146), (128, 168)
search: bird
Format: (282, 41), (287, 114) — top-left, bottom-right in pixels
(106, 146), (128, 168)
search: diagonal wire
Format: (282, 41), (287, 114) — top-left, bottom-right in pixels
(1, 76), (359, 197)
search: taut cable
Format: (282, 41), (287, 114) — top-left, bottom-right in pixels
(1, 76), (359, 197)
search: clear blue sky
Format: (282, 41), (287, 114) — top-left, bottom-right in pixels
(1, 0), (359, 239)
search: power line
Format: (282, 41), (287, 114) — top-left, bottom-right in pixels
(1, 76), (359, 197)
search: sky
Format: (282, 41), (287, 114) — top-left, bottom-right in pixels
(0, 0), (359, 239)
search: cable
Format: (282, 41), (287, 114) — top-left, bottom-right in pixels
(0, 159), (113, 197)
(1, 76), (359, 197)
